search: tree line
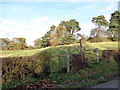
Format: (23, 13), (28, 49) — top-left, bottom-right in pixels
(1, 10), (120, 50)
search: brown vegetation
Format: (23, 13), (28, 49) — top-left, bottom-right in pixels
(10, 80), (63, 89)
(87, 37), (112, 42)
(70, 52), (89, 72)
(2, 53), (50, 85)
(102, 50), (119, 62)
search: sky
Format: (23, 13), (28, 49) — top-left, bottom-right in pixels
(0, 0), (119, 46)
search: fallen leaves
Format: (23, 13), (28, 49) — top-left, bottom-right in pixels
(10, 80), (64, 89)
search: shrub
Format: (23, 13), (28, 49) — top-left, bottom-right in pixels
(2, 53), (50, 88)
(102, 50), (119, 62)
(88, 37), (112, 42)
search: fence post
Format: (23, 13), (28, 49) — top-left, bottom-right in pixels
(67, 54), (70, 73)
(96, 48), (99, 63)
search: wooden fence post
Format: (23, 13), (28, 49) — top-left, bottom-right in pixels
(67, 54), (70, 73)
(96, 48), (99, 63)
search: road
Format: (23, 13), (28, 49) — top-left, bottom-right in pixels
(91, 78), (120, 88)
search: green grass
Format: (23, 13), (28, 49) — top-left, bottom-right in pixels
(45, 60), (118, 88)
(83, 42), (118, 50)
(2, 77), (38, 89)
(0, 47), (51, 57)
(0, 42), (118, 58)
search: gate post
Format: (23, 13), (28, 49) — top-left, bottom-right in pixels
(67, 54), (70, 73)
(96, 48), (99, 63)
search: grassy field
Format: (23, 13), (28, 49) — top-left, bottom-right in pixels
(83, 42), (118, 50)
(0, 47), (51, 57)
(0, 42), (118, 57)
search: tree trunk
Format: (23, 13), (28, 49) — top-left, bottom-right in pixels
(96, 25), (101, 37)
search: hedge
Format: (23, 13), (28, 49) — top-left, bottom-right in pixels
(2, 45), (118, 89)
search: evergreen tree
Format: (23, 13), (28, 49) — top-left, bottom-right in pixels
(108, 10), (120, 41)
(91, 15), (108, 37)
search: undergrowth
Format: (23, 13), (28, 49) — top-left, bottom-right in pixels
(45, 60), (118, 88)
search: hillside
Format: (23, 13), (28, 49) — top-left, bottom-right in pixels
(0, 42), (118, 57)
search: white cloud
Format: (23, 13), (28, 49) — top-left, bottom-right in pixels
(74, 4), (98, 11)
(79, 21), (95, 36)
(104, 3), (116, 11)
(0, 17), (61, 46)
(35, 16), (49, 23)
(2, 19), (32, 30)
(0, 17), (2, 21)
(104, 14), (111, 22)
(97, 2), (117, 14)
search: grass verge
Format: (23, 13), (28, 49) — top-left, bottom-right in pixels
(45, 60), (118, 88)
